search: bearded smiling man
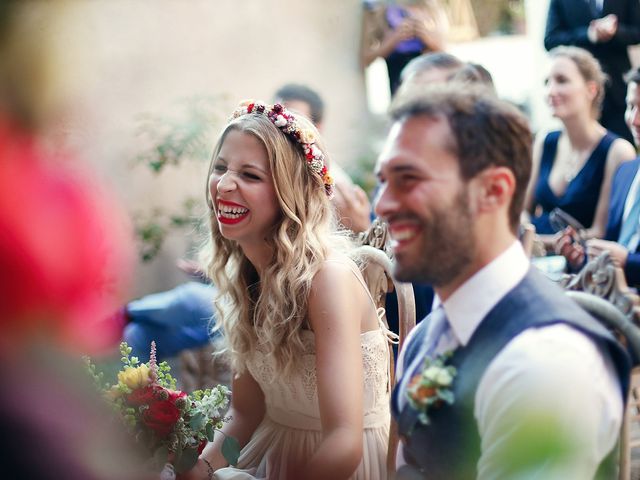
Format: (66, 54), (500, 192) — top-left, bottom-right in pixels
(374, 84), (631, 479)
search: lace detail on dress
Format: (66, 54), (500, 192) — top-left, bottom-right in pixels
(301, 354), (317, 402)
(361, 331), (392, 413)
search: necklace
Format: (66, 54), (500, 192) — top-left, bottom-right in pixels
(563, 149), (588, 183)
(564, 153), (580, 183)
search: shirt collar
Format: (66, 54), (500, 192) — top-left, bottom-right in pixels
(437, 241), (529, 346)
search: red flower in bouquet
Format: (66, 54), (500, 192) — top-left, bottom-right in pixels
(198, 440), (207, 455)
(143, 397), (182, 438)
(127, 385), (159, 407)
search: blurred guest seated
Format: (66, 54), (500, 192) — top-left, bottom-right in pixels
(524, 46), (636, 251)
(121, 279), (218, 362)
(556, 67), (640, 288)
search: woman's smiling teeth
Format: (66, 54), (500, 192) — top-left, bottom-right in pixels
(218, 203), (249, 219)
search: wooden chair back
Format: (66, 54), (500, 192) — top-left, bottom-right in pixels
(356, 218), (416, 473)
(558, 252), (640, 480)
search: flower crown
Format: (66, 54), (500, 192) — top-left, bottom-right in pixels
(230, 100), (334, 198)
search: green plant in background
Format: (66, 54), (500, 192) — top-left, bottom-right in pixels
(349, 151), (378, 197)
(135, 96), (222, 173)
(135, 198), (203, 262)
(132, 96), (225, 262)
(349, 120), (387, 199)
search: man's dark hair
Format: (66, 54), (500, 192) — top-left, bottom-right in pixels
(399, 52), (464, 84)
(273, 83), (324, 125)
(390, 84), (533, 233)
(450, 63), (496, 92)
(624, 67), (640, 85)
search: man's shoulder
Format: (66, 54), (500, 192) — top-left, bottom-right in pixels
(615, 157), (640, 178)
(475, 268), (618, 351)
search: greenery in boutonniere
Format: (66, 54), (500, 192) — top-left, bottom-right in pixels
(406, 352), (457, 425)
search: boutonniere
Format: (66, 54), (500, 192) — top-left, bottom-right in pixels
(406, 352), (457, 425)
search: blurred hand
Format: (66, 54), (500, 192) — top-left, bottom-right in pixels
(586, 238), (628, 268)
(589, 14), (618, 42)
(176, 258), (209, 282)
(384, 19), (417, 49)
(555, 226), (585, 269)
(410, 18), (441, 50)
(176, 458), (211, 480)
(333, 181), (372, 234)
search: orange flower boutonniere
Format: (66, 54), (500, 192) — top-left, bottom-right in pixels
(406, 352), (457, 425)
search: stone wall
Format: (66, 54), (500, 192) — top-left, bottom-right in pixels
(43, 0), (370, 296)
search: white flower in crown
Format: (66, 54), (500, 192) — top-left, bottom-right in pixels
(310, 144), (322, 157)
(274, 115), (288, 127)
(300, 129), (317, 144)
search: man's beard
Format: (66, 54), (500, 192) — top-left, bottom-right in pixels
(393, 189), (475, 287)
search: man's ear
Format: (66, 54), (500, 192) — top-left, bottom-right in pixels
(473, 166), (515, 213)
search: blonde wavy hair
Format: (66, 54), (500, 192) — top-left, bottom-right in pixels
(203, 113), (352, 375)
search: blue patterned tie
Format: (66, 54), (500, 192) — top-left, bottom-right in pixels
(619, 193), (640, 249)
(423, 306), (450, 358)
(404, 306), (450, 394)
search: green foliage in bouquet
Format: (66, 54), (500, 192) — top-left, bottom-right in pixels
(85, 342), (240, 474)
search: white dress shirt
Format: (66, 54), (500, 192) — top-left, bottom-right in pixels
(622, 166), (640, 251)
(396, 241), (624, 479)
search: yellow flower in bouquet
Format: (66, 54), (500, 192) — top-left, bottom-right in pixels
(118, 363), (152, 390)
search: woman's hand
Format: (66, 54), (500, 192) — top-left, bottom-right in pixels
(176, 458), (212, 480)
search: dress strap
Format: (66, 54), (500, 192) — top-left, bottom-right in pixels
(377, 307), (399, 345)
(325, 258), (399, 345)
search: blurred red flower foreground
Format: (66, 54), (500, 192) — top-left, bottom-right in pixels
(0, 119), (134, 354)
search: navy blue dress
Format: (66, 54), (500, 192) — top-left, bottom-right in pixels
(532, 130), (616, 234)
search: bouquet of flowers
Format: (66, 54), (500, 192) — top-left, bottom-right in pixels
(86, 341), (238, 478)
